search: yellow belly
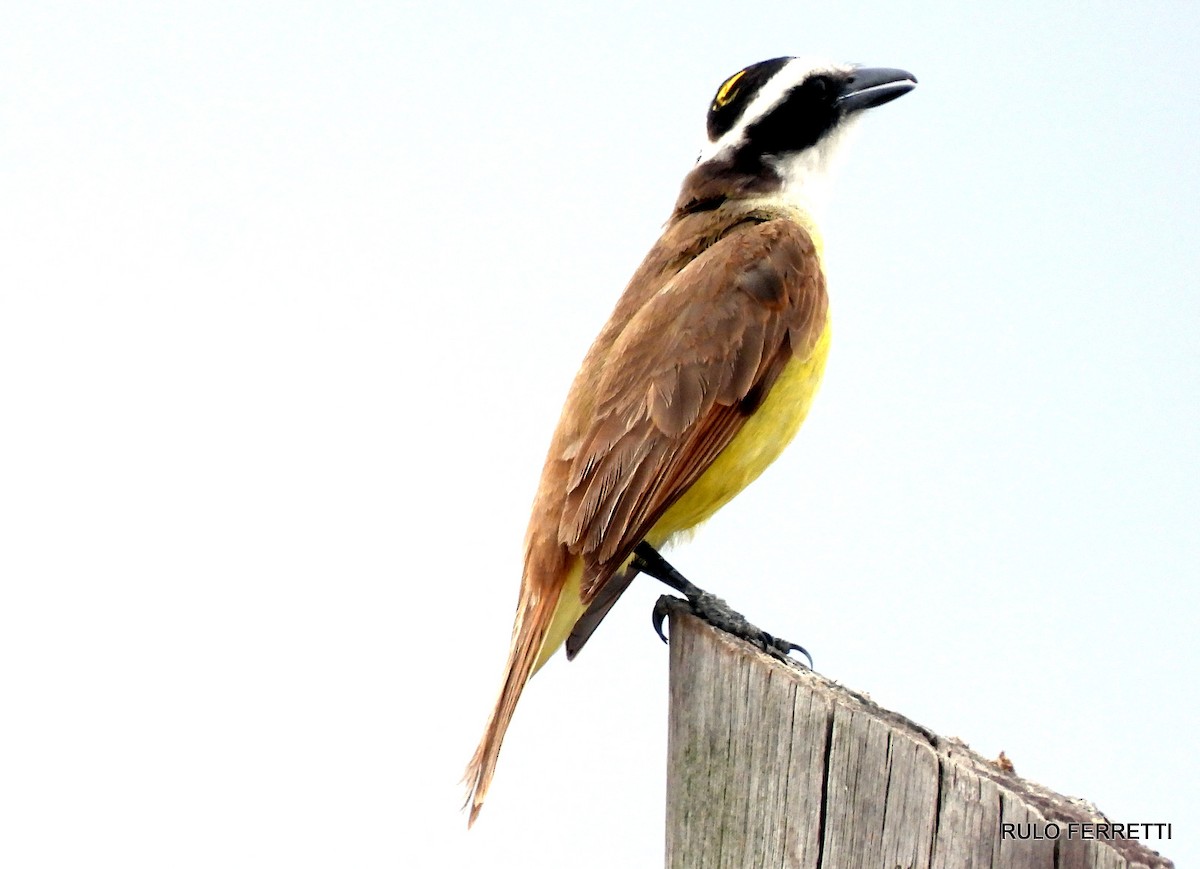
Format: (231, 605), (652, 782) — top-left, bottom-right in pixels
(533, 319), (831, 672)
(649, 318), (831, 541)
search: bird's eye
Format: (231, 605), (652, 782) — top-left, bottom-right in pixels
(807, 74), (833, 95)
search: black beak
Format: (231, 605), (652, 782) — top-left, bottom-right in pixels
(835, 67), (917, 113)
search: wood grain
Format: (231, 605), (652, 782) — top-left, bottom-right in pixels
(663, 604), (1174, 869)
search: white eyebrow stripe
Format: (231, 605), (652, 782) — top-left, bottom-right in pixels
(698, 57), (848, 163)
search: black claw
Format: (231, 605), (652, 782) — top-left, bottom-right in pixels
(753, 629), (813, 668)
(777, 638), (814, 669)
(636, 543), (814, 668)
(795, 646), (815, 669)
(651, 597), (674, 644)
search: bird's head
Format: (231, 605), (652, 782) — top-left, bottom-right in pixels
(676, 57), (916, 215)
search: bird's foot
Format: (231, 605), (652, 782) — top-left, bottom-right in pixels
(652, 592), (812, 669)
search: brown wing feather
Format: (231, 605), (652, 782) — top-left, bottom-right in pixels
(466, 214), (826, 820)
(561, 218), (827, 611)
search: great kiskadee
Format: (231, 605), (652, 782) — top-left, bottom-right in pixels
(465, 56), (915, 824)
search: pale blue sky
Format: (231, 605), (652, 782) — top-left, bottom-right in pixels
(2, 2), (1196, 867)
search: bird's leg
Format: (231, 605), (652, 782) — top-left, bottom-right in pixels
(632, 542), (812, 668)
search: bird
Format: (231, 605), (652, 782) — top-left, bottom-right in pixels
(464, 56), (916, 825)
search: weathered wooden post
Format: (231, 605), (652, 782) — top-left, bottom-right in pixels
(664, 604), (1174, 869)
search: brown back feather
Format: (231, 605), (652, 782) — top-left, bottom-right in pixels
(465, 207), (826, 823)
(564, 216), (827, 636)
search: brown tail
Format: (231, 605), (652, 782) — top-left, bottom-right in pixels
(462, 581), (559, 826)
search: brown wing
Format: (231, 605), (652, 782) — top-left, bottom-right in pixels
(564, 566), (636, 659)
(558, 218), (827, 634)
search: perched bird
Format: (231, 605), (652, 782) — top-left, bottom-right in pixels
(465, 56), (916, 824)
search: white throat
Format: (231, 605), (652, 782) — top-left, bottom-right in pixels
(768, 116), (860, 218)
